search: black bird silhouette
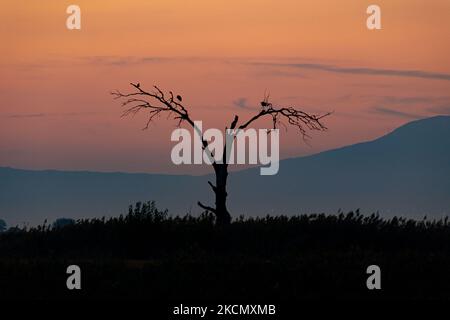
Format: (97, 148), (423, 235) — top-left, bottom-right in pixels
(176, 95), (182, 102)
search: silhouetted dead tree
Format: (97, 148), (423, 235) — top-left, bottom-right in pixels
(112, 83), (330, 225)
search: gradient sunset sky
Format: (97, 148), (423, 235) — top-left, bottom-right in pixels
(1, 0), (450, 174)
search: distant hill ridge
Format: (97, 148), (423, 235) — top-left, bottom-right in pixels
(1, 116), (449, 225)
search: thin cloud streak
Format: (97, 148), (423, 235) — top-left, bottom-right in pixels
(81, 56), (171, 66)
(5, 113), (47, 119)
(371, 106), (423, 119)
(232, 98), (250, 109)
(373, 95), (450, 105)
(251, 62), (450, 81)
(2, 112), (101, 119)
(427, 104), (450, 115)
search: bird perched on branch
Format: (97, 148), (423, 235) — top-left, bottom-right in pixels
(260, 101), (272, 109)
(261, 90), (272, 109)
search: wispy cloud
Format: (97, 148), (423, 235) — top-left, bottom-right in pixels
(80, 56), (216, 67)
(371, 106), (422, 119)
(232, 98), (250, 109)
(5, 113), (47, 119)
(250, 62), (450, 81)
(2, 112), (100, 119)
(366, 95), (450, 117)
(14, 56), (450, 84)
(81, 56), (170, 66)
(427, 104), (450, 115)
(373, 95), (450, 105)
(378, 96), (433, 105)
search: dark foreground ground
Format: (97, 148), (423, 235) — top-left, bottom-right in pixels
(1, 201), (450, 301)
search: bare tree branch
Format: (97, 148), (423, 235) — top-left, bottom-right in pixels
(230, 115), (239, 130)
(197, 201), (216, 213)
(112, 83), (193, 129)
(207, 181), (217, 192)
(113, 83), (331, 225)
(239, 106), (330, 140)
(113, 83), (329, 142)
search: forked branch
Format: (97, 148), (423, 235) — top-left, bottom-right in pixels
(112, 83), (331, 223)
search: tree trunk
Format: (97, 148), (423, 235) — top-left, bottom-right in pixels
(213, 164), (231, 225)
(197, 140), (233, 225)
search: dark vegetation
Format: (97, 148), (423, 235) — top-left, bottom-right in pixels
(1, 201), (450, 300)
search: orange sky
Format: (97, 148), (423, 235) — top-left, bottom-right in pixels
(1, 0), (450, 174)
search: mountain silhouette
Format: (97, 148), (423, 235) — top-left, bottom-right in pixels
(230, 115), (450, 218)
(1, 116), (449, 225)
